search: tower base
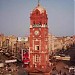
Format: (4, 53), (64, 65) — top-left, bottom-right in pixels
(29, 72), (50, 75)
(26, 66), (51, 75)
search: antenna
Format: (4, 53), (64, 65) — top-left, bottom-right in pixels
(38, 0), (40, 6)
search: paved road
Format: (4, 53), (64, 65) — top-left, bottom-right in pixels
(51, 61), (69, 75)
(0, 51), (28, 75)
(51, 44), (75, 75)
(55, 44), (75, 66)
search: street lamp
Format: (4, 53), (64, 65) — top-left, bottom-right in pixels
(15, 40), (18, 58)
(6, 39), (9, 53)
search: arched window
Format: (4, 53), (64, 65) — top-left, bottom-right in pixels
(39, 22), (41, 25)
(36, 11), (38, 15)
(46, 23), (47, 25)
(36, 10), (39, 15)
(33, 21), (35, 24)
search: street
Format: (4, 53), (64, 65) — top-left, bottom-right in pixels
(0, 44), (75, 75)
(0, 50), (28, 75)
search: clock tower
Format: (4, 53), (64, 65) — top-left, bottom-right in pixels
(29, 2), (50, 73)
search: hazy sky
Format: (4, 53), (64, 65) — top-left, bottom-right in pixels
(0, 0), (74, 37)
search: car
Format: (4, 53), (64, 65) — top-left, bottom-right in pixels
(69, 66), (75, 73)
(64, 65), (69, 69)
(59, 54), (65, 57)
(8, 68), (12, 72)
(0, 48), (2, 50)
(0, 50), (3, 53)
(6, 74), (11, 75)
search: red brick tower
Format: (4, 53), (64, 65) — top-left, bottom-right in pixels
(29, 2), (50, 73)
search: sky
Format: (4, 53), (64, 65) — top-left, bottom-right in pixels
(0, 0), (74, 37)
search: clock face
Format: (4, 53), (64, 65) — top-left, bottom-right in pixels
(34, 30), (39, 35)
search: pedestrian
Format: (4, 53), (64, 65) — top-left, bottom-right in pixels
(58, 70), (63, 75)
(59, 70), (61, 74)
(63, 72), (66, 75)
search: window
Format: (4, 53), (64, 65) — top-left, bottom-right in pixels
(35, 45), (39, 50)
(0, 42), (1, 46)
(36, 11), (38, 15)
(46, 23), (47, 25)
(39, 22), (41, 25)
(33, 21), (35, 24)
(36, 55), (39, 62)
(35, 54), (39, 62)
(46, 45), (47, 49)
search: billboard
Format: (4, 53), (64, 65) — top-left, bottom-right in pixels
(18, 37), (28, 42)
(5, 59), (17, 63)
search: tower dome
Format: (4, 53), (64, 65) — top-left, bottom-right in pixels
(30, 2), (48, 26)
(33, 4), (46, 14)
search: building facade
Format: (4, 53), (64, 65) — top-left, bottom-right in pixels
(29, 3), (50, 72)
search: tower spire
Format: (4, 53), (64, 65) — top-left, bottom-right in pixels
(38, 0), (40, 6)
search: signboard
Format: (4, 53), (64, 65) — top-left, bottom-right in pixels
(33, 24), (41, 28)
(0, 63), (4, 67)
(5, 59), (17, 63)
(33, 24), (48, 28)
(18, 37), (28, 42)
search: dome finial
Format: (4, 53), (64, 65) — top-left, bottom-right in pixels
(38, 0), (40, 6)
